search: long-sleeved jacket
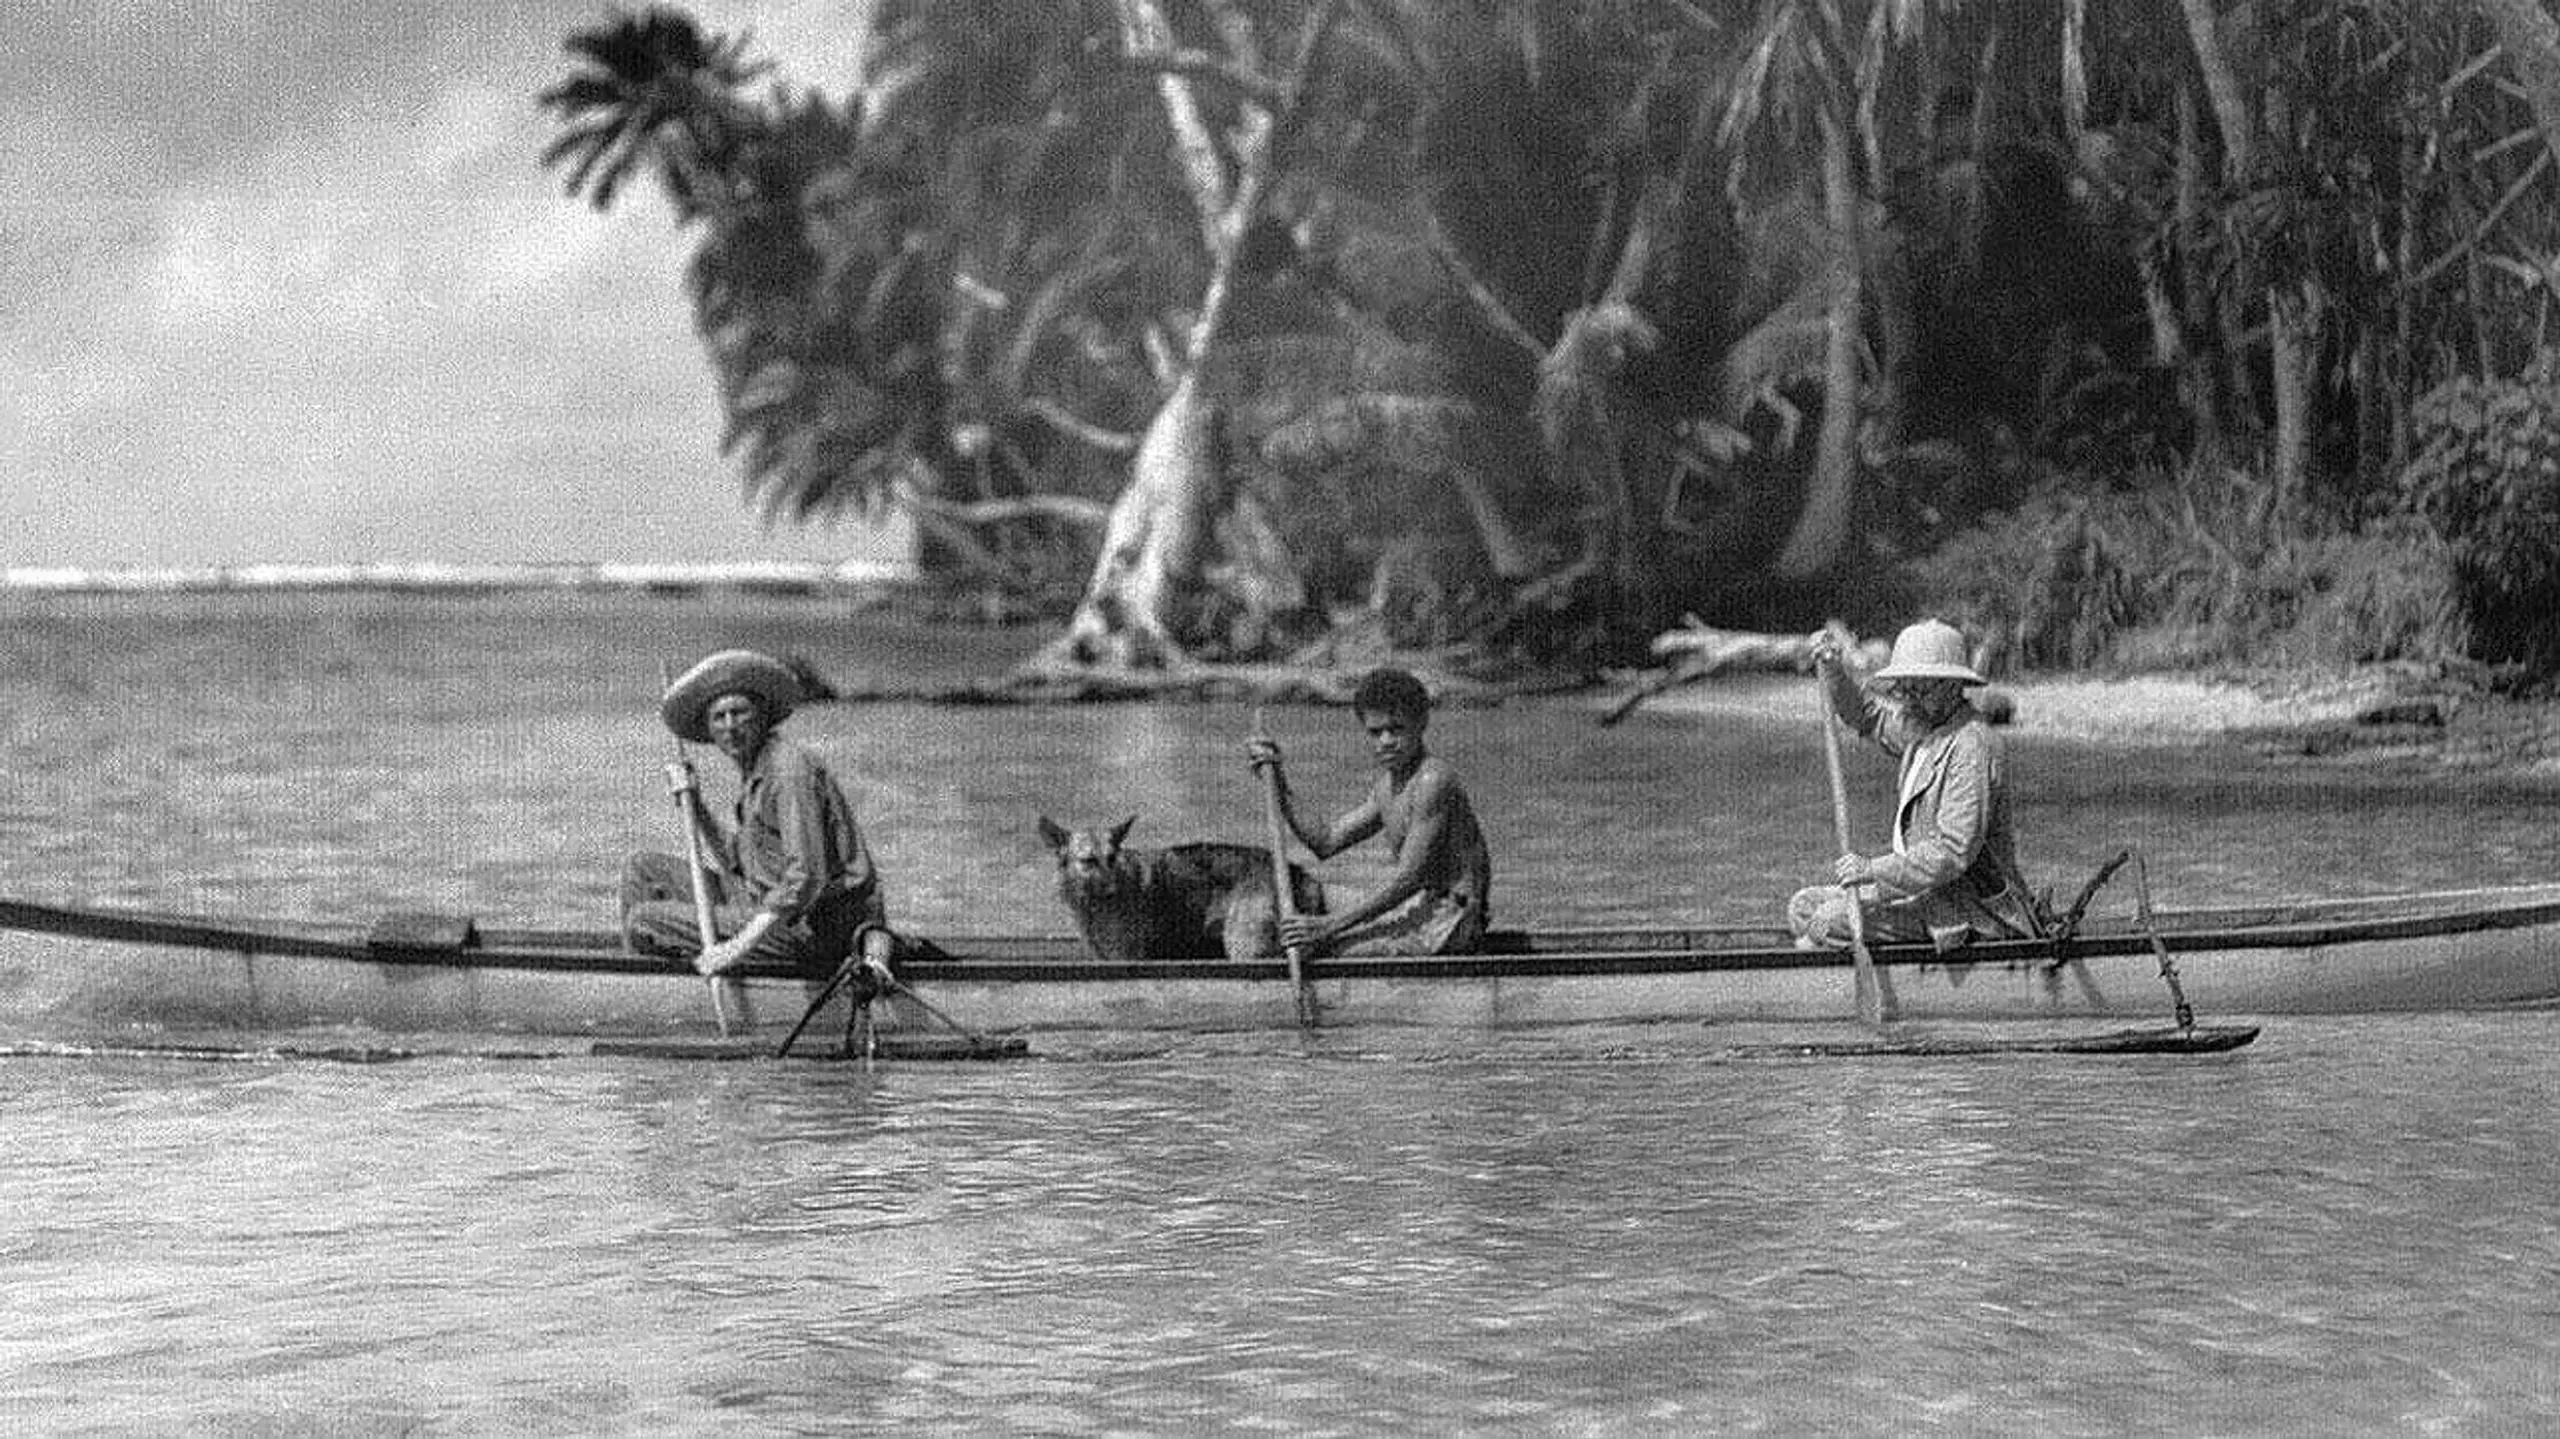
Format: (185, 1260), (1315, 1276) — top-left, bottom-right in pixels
(719, 737), (887, 932)
(1822, 664), (2041, 940)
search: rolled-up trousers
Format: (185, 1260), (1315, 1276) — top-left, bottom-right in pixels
(619, 850), (860, 971)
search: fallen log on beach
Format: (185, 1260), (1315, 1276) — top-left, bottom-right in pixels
(1601, 619), (1882, 726)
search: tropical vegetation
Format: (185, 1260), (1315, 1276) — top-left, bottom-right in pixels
(540, 0), (2560, 687)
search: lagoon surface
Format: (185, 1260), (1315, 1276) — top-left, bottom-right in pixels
(2, 591), (2556, 1433)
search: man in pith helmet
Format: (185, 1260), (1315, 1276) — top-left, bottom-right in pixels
(1788, 619), (2043, 952)
(621, 648), (897, 984)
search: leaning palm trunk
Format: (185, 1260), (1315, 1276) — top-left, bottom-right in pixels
(1048, 371), (1228, 667)
(1771, 109), (1866, 578)
(2265, 282), (2318, 521)
(1035, 0), (1340, 671)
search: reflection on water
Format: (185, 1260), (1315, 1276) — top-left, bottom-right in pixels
(1, 592), (2556, 1431)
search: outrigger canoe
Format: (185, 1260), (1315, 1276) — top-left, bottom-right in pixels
(5, 882), (2559, 1055)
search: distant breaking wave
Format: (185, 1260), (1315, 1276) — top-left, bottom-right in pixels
(0, 559), (914, 594)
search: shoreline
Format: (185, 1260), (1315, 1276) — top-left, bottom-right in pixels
(7, 577), (2552, 774)
(0, 559), (911, 595)
(1587, 667), (2560, 775)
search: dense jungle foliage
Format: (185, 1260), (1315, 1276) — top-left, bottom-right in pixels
(541, 0), (2560, 683)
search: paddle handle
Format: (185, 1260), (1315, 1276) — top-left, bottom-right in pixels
(1253, 705), (1317, 1029)
(673, 791), (719, 948)
(662, 660), (731, 1037)
(1817, 678), (1885, 1027)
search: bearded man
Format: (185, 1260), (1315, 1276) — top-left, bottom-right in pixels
(1788, 620), (2043, 953)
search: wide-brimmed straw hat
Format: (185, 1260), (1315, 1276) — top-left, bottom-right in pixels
(660, 649), (801, 742)
(1871, 619), (1987, 686)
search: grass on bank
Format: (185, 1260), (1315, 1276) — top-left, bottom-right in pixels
(1907, 365), (2560, 694)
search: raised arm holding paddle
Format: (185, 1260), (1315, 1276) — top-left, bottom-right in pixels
(1244, 668), (1492, 970)
(1789, 621), (2045, 1023)
(1250, 705), (1318, 1028)
(1817, 674), (1886, 1028)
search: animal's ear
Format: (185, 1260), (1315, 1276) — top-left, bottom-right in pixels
(1109, 815), (1137, 850)
(1036, 815), (1067, 850)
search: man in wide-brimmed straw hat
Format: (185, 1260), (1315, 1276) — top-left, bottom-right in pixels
(1788, 619), (2042, 952)
(621, 648), (897, 982)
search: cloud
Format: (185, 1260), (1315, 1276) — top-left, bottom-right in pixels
(0, 0), (897, 567)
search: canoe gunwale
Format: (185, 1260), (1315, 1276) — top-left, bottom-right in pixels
(6, 883), (2560, 985)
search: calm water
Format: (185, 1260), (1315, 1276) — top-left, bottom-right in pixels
(2, 591), (2557, 1433)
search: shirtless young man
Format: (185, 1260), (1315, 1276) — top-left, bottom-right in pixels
(1244, 667), (1492, 956)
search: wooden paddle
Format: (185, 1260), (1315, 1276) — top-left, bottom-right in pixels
(1252, 705), (1319, 1029)
(1817, 675), (1886, 1028)
(2131, 848), (2197, 1032)
(660, 660), (733, 1037)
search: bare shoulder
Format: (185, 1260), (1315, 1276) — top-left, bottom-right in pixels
(1408, 756), (1472, 806)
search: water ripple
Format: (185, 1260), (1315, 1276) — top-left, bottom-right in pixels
(2, 600), (2559, 1429)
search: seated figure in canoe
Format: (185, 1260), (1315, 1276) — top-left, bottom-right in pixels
(1790, 619), (2042, 953)
(621, 648), (897, 989)
(1245, 667), (1491, 956)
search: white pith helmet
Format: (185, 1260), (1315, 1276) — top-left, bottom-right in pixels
(1871, 619), (1987, 686)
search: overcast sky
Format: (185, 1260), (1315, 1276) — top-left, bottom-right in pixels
(0, 0), (901, 568)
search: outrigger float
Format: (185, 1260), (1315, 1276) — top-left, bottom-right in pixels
(6, 880), (2560, 1061)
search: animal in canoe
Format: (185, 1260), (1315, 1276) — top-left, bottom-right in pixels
(1037, 816), (1326, 963)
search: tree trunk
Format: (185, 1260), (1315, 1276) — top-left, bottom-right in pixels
(2265, 282), (2315, 520)
(1045, 372), (1227, 667)
(2178, 0), (2312, 500)
(1442, 461), (1539, 581)
(1772, 109), (1865, 578)
(2061, 0), (2088, 153)
(1034, 0), (1339, 671)
(1518, 75), (1723, 621)
(2171, 83), (2226, 461)
(2177, 0), (2253, 176)
(1529, 303), (1650, 614)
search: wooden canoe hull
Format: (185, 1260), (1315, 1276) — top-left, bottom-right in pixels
(3, 884), (2557, 1044)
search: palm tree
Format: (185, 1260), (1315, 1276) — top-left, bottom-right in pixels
(1396, 1), (1743, 638)
(1025, 0), (1356, 671)
(540, 6), (768, 215)
(1714, 0), (1991, 579)
(544, 12), (947, 531)
(545, 6), (1123, 578)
